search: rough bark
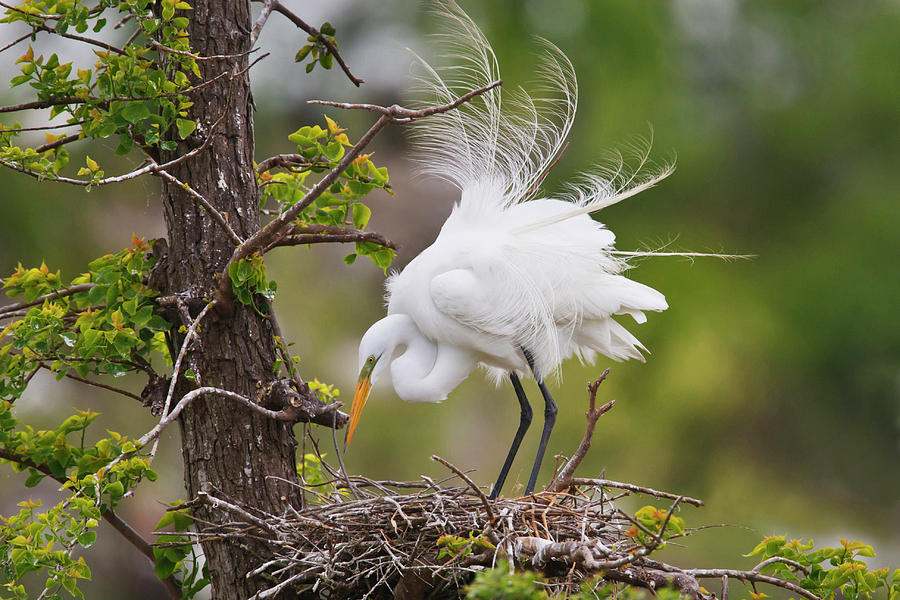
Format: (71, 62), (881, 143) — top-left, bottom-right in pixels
(159, 2), (301, 598)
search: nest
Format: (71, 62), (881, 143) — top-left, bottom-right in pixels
(177, 372), (732, 600)
(184, 461), (713, 600)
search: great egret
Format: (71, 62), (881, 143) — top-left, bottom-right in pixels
(346, 1), (672, 499)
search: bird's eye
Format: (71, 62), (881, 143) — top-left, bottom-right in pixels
(367, 356), (375, 364)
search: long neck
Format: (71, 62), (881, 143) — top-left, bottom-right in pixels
(379, 315), (475, 404)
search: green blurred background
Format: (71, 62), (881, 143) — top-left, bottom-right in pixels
(1, 0), (898, 596)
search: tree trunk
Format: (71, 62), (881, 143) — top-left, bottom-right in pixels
(159, 2), (301, 598)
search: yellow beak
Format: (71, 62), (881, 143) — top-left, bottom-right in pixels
(344, 371), (373, 451)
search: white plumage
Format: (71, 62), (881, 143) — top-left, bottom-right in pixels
(347, 1), (672, 496)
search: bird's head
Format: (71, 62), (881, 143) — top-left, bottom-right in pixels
(345, 319), (396, 450)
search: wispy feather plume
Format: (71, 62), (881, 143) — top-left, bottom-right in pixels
(408, 0), (673, 230)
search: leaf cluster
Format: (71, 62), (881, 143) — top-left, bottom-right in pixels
(294, 21), (338, 74)
(745, 536), (899, 600)
(227, 251), (276, 311)
(0, 401), (157, 599)
(1, 0), (199, 180)
(436, 532), (495, 560)
(624, 504), (685, 547)
(1, 237), (169, 401)
(259, 116), (395, 269)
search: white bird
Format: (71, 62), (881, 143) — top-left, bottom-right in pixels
(345, 1), (672, 498)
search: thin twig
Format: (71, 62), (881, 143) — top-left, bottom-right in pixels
(308, 79), (501, 121)
(546, 369), (613, 493)
(33, 132), (80, 153)
(149, 301), (215, 464)
(40, 365), (143, 402)
(155, 170), (243, 245)
(0, 120), (87, 133)
(0, 283), (95, 317)
(570, 478), (704, 507)
(431, 455), (494, 523)
(0, 30), (31, 54)
(258, 0), (364, 86)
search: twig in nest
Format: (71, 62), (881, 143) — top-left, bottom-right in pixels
(431, 455), (494, 523)
(546, 368), (614, 493)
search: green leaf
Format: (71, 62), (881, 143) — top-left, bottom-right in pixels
(176, 118), (196, 139)
(76, 530), (97, 548)
(154, 555), (177, 579)
(320, 22), (336, 36)
(121, 102), (151, 124)
(24, 469), (45, 488)
(352, 203), (371, 229)
(320, 52), (334, 69)
(295, 45), (312, 62)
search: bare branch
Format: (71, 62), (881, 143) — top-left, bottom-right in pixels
(0, 31), (32, 55)
(570, 478), (704, 507)
(148, 39), (256, 61)
(250, 0), (277, 47)
(139, 386), (298, 451)
(0, 120), (86, 133)
(155, 170), (243, 245)
(149, 301), (215, 464)
(0, 95), (86, 114)
(33, 131), (80, 153)
(271, 227), (397, 251)
(0, 283), (95, 317)
(32, 23), (126, 55)
(309, 79), (502, 121)
(257, 0), (364, 86)
(256, 153), (317, 173)
(39, 365), (143, 402)
(685, 568), (821, 600)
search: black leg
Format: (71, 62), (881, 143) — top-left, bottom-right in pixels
(524, 352), (558, 496)
(489, 372), (532, 500)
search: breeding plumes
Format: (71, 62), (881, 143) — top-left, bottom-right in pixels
(346, 1), (673, 498)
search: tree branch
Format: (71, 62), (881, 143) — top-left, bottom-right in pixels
(32, 23), (127, 55)
(33, 132), (80, 153)
(271, 225), (397, 251)
(308, 79), (502, 121)
(256, 0), (364, 86)
(250, 0), (276, 47)
(215, 80), (501, 313)
(0, 283), (95, 317)
(570, 478), (704, 507)
(39, 365), (143, 403)
(155, 170), (243, 245)
(0, 31), (33, 55)
(149, 301), (215, 464)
